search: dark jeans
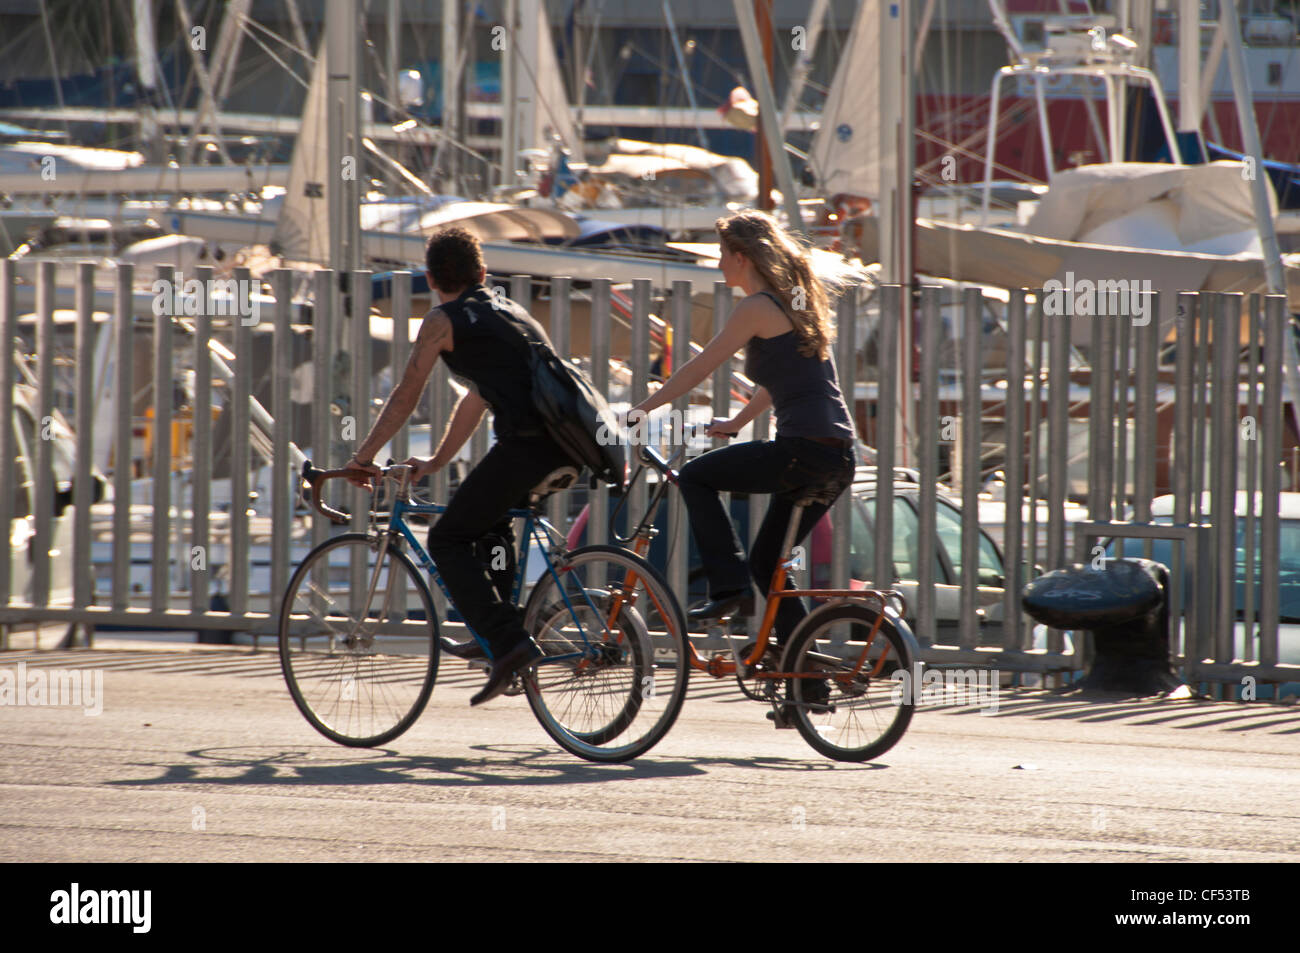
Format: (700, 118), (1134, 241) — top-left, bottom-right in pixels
(428, 433), (573, 656)
(677, 436), (855, 645)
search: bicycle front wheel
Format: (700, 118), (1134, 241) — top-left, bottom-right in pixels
(278, 532), (439, 747)
(785, 604), (915, 762)
(522, 545), (690, 763)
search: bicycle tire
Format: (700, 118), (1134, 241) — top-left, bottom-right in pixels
(784, 603), (915, 762)
(278, 532), (439, 747)
(522, 545), (690, 762)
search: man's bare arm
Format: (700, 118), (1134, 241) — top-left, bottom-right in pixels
(351, 309), (452, 465)
(427, 390), (488, 471)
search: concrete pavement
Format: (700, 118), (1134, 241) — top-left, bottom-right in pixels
(2, 647), (1298, 862)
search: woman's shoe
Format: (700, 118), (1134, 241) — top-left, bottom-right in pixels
(687, 591), (755, 622)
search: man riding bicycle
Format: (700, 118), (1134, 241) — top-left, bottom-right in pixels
(345, 227), (577, 705)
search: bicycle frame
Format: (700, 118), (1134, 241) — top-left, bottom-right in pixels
(343, 468), (623, 667)
(617, 445), (908, 684)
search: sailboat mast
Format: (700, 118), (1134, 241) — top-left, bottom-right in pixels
(326, 0), (362, 275)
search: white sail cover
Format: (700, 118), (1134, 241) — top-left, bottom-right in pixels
(807, 0), (879, 199)
(273, 36), (330, 263)
(516, 1), (581, 156)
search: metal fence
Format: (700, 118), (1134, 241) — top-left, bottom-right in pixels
(1, 259), (1295, 690)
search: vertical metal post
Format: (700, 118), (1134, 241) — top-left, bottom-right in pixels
(112, 264), (133, 611)
(916, 285), (941, 646)
(589, 278), (612, 544)
(1192, 291), (1213, 522)
(0, 260), (14, 607)
(830, 286), (856, 592)
(1133, 291), (1158, 543)
(32, 261), (56, 610)
(1026, 296), (1044, 582)
(959, 287), (980, 648)
(440, 0), (461, 187)
(73, 263), (95, 621)
(710, 282), (733, 448)
(1115, 312), (1131, 523)
(391, 271), (412, 466)
(150, 264), (173, 614)
(1241, 293), (1260, 659)
(191, 270), (212, 615)
(500, 0), (517, 189)
(1046, 294), (1069, 572)
(1045, 290), (1069, 657)
(230, 266), (253, 618)
(428, 357), (450, 618)
(628, 279), (651, 539)
(668, 280), (692, 605)
(1173, 292), (1196, 526)
(1002, 289), (1026, 650)
(311, 269), (334, 547)
(874, 285), (899, 591)
(270, 269), (293, 616)
(1212, 293), (1241, 663)
(547, 276), (572, 532)
(350, 269), (373, 534)
(1258, 295), (1284, 664)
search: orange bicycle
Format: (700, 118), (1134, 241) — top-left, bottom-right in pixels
(609, 445), (919, 762)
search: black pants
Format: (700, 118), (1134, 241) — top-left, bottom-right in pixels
(677, 436), (855, 645)
(428, 433), (573, 656)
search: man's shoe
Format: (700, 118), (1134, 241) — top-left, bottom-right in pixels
(470, 638), (542, 706)
(767, 678), (835, 728)
(766, 707), (795, 729)
(688, 591), (755, 623)
(441, 636), (487, 662)
(798, 677), (835, 713)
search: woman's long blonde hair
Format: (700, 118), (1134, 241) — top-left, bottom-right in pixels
(716, 209), (854, 360)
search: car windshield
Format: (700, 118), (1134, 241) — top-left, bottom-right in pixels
(1111, 518), (1300, 622)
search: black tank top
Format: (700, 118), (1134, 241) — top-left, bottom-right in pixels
(743, 290), (855, 441)
(437, 284), (551, 438)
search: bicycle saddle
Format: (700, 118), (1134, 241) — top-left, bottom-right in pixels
(790, 482), (845, 507)
(531, 466), (580, 500)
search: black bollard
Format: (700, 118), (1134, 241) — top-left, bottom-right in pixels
(1022, 557), (1184, 695)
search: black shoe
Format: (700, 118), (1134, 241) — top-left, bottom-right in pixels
(766, 707), (795, 729)
(441, 636), (488, 661)
(688, 591), (755, 623)
(767, 677), (834, 727)
(797, 677), (835, 713)
(470, 637), (543, 706)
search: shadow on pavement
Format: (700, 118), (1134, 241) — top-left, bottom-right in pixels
(106, 744), (885, 789)
(929, 689), (1300, 734)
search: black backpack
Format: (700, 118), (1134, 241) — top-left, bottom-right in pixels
(527, 343), (626, 488)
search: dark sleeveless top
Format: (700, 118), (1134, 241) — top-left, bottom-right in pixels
(743, 290), (855, 441)
(437, 284), (550, 438)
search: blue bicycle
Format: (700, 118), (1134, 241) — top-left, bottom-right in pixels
(278, 461), (691, 762)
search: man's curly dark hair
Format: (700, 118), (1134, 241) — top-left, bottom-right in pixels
(424, 226), (485, 294)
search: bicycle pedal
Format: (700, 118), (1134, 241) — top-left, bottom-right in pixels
(766, 707), (796, 730)
(503, 674), (526, 697)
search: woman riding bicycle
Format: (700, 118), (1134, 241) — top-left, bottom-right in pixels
(628, 209), (860, 652)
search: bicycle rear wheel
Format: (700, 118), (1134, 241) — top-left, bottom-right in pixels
(522, 545), (689, 762)
(278, 532), (438, 747)
(785, 603), (915, 762)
